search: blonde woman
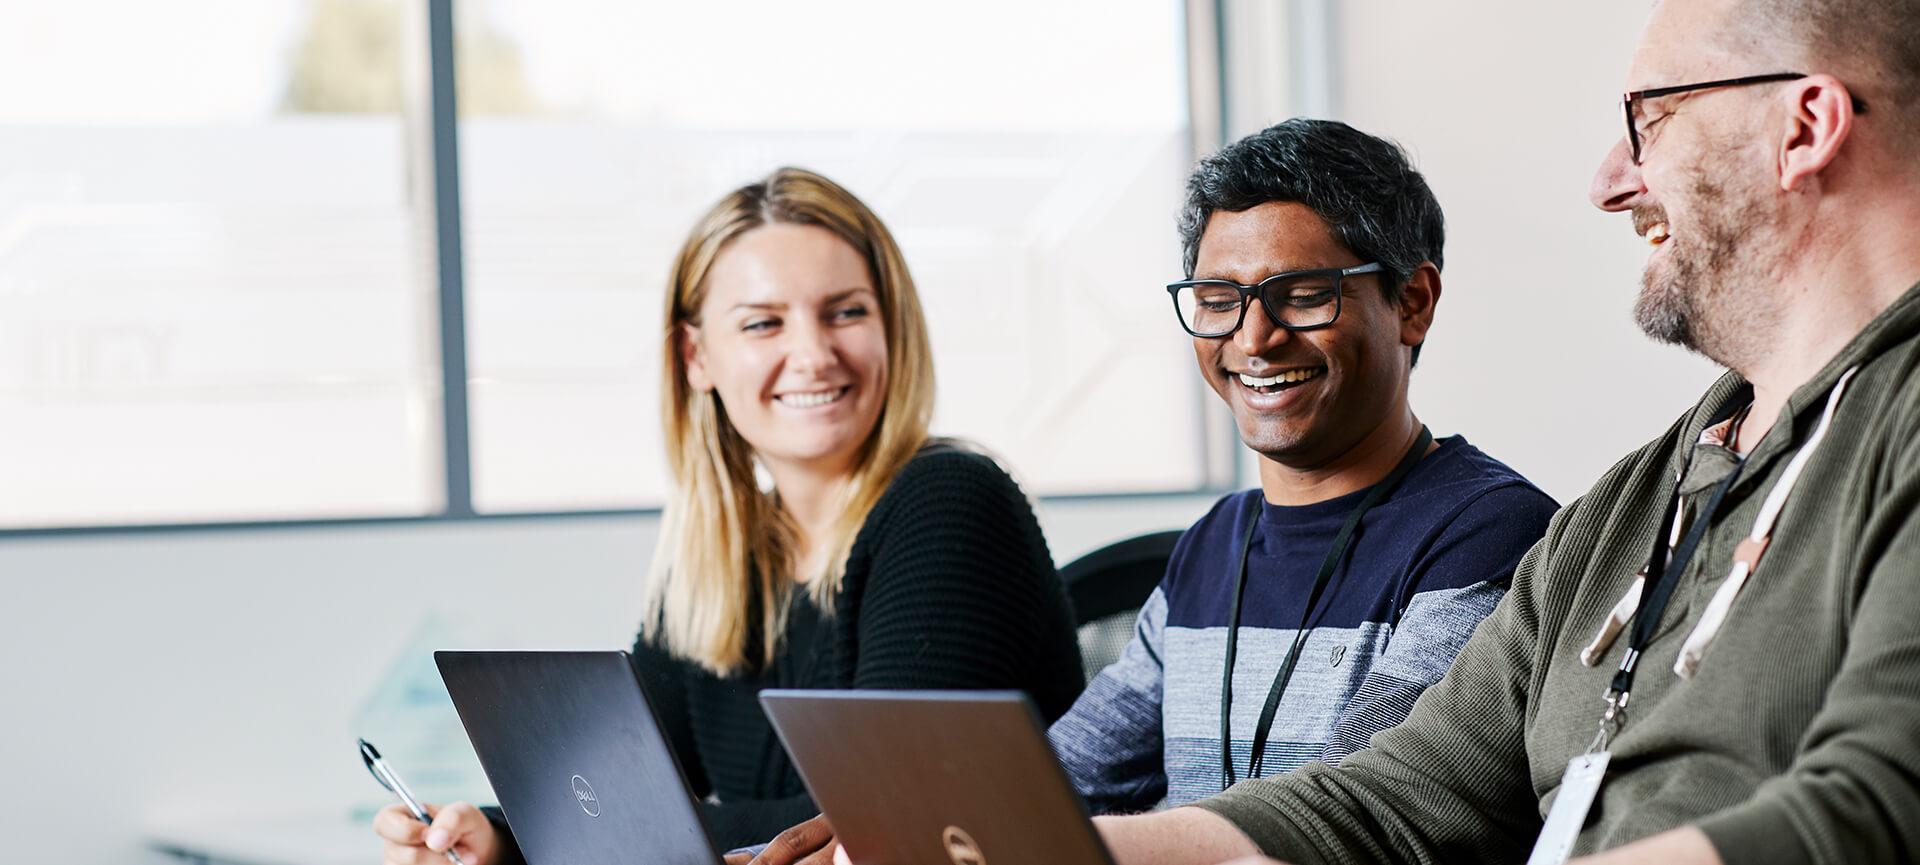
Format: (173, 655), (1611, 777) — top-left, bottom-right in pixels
(375, 168), (1084, 864)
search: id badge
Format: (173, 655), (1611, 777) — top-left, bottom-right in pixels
(1525, 751), (1611, 865)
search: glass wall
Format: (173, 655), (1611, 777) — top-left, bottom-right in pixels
(0, 0), (1217, 528)
(0, 0), (442, 528)
(458, 0), (1205, 510)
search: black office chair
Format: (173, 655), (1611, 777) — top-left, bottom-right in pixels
(1060, 530), (1183, 682)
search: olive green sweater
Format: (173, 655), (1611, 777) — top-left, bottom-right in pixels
(1196, 281), (1920, 865)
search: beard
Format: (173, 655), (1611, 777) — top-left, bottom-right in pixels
(1631, 157), (1784, 369)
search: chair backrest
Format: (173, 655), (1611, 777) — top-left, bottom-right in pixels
(1059, 530), (1183, 682)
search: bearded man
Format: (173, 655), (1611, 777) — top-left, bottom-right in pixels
(1086, 0), (1920, 863)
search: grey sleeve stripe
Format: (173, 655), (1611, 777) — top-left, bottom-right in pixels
(1318, 580), (1507, 766)
(1320, 673), (1427, 765)
(1048, 587), (1170, 813)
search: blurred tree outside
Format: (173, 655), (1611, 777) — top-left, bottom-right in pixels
(282, 0), (539, 114)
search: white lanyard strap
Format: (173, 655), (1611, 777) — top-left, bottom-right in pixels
(1580, 479), (1690, 667)
(1673, 366), (1860, 678)
(1580, 574), (1644, 667)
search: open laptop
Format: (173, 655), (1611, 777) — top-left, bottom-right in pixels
(759, 690), (1116, 865)
(436, 651), (723, 865)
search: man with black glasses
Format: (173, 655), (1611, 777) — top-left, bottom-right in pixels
(738, 118), (1559, 865)
(1043, 118), (1555, 815)
(1093, 1), (1920, 863)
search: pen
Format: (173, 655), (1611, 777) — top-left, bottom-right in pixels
(359, 738), (468, 865)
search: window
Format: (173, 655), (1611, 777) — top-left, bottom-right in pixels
(458, 0), (1212, 510)
(0, 0), (441, 528)
(1, 0), (1225, 531)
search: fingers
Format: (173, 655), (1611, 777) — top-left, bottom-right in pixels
(833, 844), (852, 865)
(723, 855), (754, 865)
(782, 843), (843, 865)
(373, 802), (442, 865)
(422, 801), (486, 852)
(751, 814), (837, 865)
(374, 801), (496, 865)
(373, 803), (428, 844)
(382, 837), (434, 865)
(378, 823), (435, 865)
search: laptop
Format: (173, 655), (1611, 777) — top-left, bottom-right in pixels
(436, 651), (724, 865)
(759, 690), (1116, 865)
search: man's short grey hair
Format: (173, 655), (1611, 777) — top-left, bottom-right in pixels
(1731, 0), (1920, 154)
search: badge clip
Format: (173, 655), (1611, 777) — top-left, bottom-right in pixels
(1587, 688), (1629, 755)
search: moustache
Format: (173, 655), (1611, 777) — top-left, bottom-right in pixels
(1632, 206), (1668, 237)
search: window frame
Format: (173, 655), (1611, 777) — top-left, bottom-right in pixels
(0, 0), (1246, 538)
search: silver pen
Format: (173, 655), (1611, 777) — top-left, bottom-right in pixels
(360, 738), (468, 865)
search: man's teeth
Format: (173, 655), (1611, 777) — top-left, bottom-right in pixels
(778, 388), (846, 408)
(1647, 223), (1671, 247)
(1237, 368), (1323, 388)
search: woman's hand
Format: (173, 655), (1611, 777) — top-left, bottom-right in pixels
(372, 801), (501, 865)
(746, 813), (841, 865)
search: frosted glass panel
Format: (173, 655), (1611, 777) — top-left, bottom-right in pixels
(459, 0), (1205, 510)
(0, 0), (442, 527)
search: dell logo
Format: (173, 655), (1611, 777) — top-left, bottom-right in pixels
(942, 826), (986, 865)
(571, 774), (601, 817)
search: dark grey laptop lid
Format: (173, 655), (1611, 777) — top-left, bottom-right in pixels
(760, 690), (1114, 865)
(437, 651), (720, 865)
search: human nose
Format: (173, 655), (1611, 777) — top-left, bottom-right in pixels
(784, 317), (837, 374)
(1232, 296), (1293, 358)
(1589, 136), (1645, 212)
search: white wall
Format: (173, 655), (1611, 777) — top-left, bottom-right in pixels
(0, 3), (1741, 863)
(1325, 1), (1724, 499)
(0, 495), (1215, 865)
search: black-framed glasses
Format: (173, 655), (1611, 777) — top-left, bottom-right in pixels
(1623, 72), (1868, 164)
(1166, 262), (1384, 338)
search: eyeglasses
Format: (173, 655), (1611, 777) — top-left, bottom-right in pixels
(1166, 262), (1384, 338)
(1623, 72), (1868, 164)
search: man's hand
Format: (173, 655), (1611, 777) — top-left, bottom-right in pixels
(1569, 826), (1721, 865)
(745, 807), (1272, 865)
(748, 813), (841, 865)
(1093, 808), (1266, 865)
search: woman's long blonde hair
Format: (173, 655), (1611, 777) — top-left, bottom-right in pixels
(643, 167), (935, 676)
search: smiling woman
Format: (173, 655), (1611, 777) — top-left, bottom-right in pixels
(371, 168), (1087, 864)
(653, 169), (937, 672)
(673, 222), (899, 603)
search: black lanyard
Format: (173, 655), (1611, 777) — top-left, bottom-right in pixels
(1604, 398), (1753, 714)
(1219, 425), (1433, 789)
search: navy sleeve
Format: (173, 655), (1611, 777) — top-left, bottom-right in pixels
(1049, 587), (1171, 813)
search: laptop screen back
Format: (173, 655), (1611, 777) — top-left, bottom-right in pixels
(760, 690), (1113, 865)
(437, 651), (719, 865)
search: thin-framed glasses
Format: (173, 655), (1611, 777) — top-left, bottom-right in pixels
(1623, 72), (1868, 164)
(1166, 262), (1385, 338)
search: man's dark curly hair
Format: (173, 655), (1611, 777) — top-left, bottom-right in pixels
(1178, 118), (1445, 364)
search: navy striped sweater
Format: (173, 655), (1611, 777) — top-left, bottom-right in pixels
(1048, 436), (1557, 812)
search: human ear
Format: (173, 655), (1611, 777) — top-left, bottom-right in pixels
(1778, 74), (1856, 192)
(1397, 262), (1442, 352)
(681, 323), (713, 393)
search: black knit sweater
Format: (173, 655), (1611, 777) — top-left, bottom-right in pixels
(488, 446), (1086, 857)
